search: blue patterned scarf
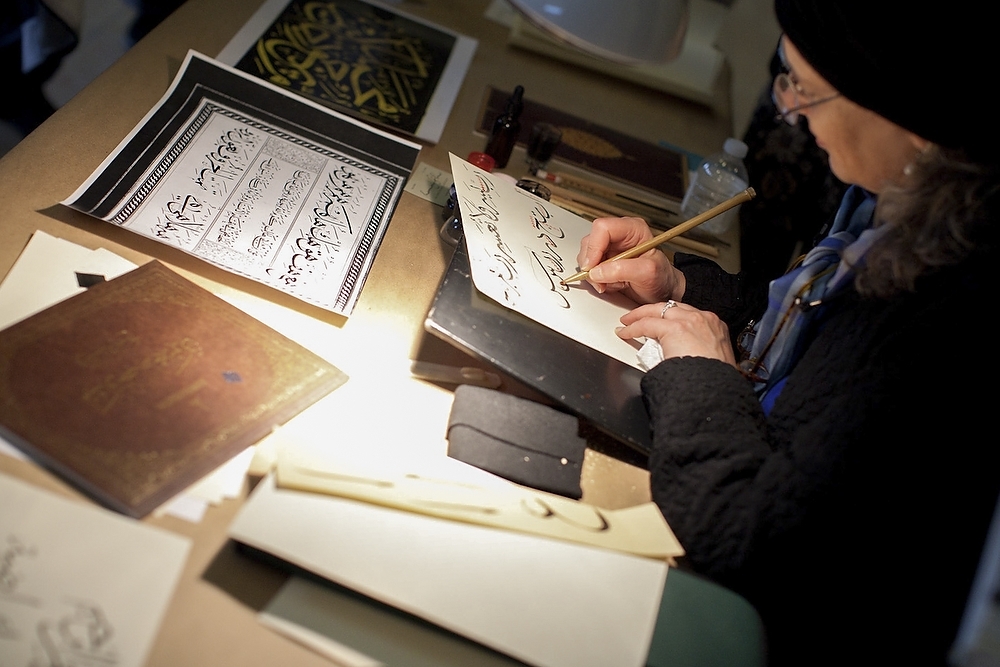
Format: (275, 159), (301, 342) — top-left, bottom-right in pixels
(745, 186), (887, 406)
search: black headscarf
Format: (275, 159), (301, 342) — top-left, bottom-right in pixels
(774, 0), (994, 157)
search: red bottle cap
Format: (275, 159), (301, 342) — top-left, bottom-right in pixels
(466, 151), (496, 172)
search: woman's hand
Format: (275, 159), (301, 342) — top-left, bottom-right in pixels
(576, 217), (686, 305)
(617, 301), (737, 367)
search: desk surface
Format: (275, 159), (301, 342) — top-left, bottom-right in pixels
(0, 1), (737, 664)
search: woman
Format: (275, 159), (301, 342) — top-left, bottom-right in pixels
(578, 2), (999, 664)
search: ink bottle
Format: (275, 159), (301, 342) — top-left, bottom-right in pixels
(483, 85), (524, 169)
(526, 122), (562, 174)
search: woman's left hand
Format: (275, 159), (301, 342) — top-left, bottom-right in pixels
(617, 301), (737, 367)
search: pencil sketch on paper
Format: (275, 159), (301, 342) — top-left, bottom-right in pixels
(448, 153), (645, 370)
(0, 535), (123, 666)
(0, 473), (191, 667)
(63, 51), (420, 317)
(0, 534), (38, 602)
(36, 601), (121, 666)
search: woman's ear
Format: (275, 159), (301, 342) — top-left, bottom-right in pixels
(909, 134), (932, 153)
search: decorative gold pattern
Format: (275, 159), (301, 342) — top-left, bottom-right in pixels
(236, 0), (456, 135)
(558, 128), (625, 160)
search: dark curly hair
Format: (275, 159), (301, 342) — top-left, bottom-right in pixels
(857, 146), (1000, 298)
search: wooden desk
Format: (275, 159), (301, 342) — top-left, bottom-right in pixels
(0, 1), (737, 664)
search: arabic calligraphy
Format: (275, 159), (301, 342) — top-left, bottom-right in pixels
(64, 52), (418, 317)
(237, 0), (457, 134)
(458, 165), (573, 309)
(450, 152), (647, 370)
(526, 197), (571, 309)
(108, 100), (397, 313)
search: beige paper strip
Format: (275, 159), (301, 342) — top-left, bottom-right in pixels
(275, 449), (683, 560)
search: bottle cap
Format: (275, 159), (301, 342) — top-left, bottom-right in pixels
(723, 138), (748, 159)
(466, 151), (496, 172)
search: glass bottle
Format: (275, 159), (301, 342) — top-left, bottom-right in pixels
(483, 85), (524, 169)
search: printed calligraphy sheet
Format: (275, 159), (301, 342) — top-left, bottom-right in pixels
(0, 472), (191, 667)
(63, 51), (421, 316)
(449, 153), (645, 370)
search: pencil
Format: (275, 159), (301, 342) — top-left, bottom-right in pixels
(560, 187), (755, 285)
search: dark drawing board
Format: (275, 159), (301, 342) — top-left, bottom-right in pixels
(424, 241), (652, 455)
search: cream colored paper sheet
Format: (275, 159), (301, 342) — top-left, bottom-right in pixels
(0, 472), (191, 667)
(229, 474), (668, 667)
(450, 153), (644, 370)
(0, 230), (137, 330)
(275, 445), (682, 559)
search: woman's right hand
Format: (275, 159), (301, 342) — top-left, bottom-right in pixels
(576, 216), (686, 305)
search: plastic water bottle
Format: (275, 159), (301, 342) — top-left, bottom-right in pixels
(680, 137), (749, 236)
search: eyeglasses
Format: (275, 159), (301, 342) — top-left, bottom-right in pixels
(771, 43), (840, 125)
(736, 262), (834, 384)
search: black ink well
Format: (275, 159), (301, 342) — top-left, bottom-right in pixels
(483, 85), (524, 169)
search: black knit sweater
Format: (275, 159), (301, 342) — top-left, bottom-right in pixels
(644, 253), (1000, 665)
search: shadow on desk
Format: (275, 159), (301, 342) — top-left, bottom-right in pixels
(207, 539), (533, 667)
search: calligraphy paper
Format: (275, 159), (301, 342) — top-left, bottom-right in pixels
(230, 474), (667, 667)
(0, 472), (191, 667)
(217, 0), (477, 144)
(449, 153), (644, 370)
(63, 51), (421, 317)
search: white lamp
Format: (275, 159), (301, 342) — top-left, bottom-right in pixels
(504, 0), (730, 112)
(505, 0), (689, 65)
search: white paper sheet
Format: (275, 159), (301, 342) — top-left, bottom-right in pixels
(450, 153), (645, 370)
(0, 472), (191, 667)
(0, 230), (137, 331)
(403, 162), (453, 206)
(229, 474), (667, 667)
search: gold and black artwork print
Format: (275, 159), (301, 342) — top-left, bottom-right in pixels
(235, 0), (456, 135)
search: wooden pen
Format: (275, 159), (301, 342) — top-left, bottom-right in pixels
(550, 195), (720, 258)
(560, 187), (756, 285)
(541, 180), (677, 229)
(534, 168), (679, 215)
